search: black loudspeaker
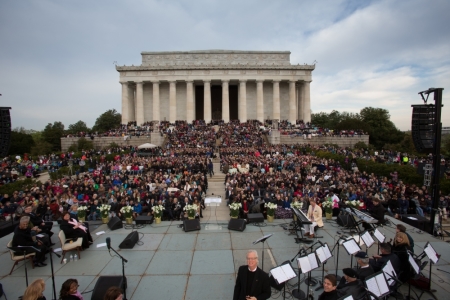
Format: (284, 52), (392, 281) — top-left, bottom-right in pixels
(0, 107), (11, 157)
(337, 214), (357, 228)
(135, 215), (153, 225)
(91, 276), (126, 300)
(248, 213), (264, 223)
(228, 219), (246, 231)
(183, 219), (200, 232)
(107, 217), (123, 231)
(411, 105), (435, 153)
(119, 231), (139, 249)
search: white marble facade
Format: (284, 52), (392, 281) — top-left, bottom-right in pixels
(117, 50), (314, 124)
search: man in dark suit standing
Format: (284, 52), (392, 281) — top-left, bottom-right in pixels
(233, 249), (271, 300)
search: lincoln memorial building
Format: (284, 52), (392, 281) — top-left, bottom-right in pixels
(116, 50), (315, 124)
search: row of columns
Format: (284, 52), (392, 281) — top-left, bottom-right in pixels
(121, 80), (311, 124)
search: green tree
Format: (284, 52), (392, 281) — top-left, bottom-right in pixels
(360, 107), (403, 149)
(42, 121), (65, 151)
(335, 118), (370, 132)
(30, 140), (53, 156)
(67, 120), (90, 134)
(9, 130), (35, 155)
(92, 109), (121, 133)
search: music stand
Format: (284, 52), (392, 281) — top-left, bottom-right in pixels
(364, 271), (391, 300)
(342, 238), (361, 269)
(360, 230), (375, 252)
(416, 243), (439, 300)
(253, 234), (273, 272)
(406, 251), (421, 300)
(270, 262), (297, 300)
(297, 252), (320, 298)
(373, 228), (385, 254)
(314, 243), (333, 291)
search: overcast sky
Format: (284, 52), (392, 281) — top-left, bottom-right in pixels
(0, 0), (449, 131)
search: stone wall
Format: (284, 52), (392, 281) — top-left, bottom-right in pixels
(61, 133), (164, 151)
(277, 134), (369, 147)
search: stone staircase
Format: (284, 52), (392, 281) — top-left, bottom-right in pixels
(202, 162), (230, 221)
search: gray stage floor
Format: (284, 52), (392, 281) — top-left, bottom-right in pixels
(1, 216), (449, 300)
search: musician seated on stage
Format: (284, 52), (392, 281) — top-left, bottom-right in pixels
(12, 216), (48, 267)
(304, 198), (323, 238)
(318, 274), (338, 300)
(336, 268), (367, 299)
(353, 251), (374, 281)
(369, 242), (400, 273)
(362, 198), (385, 231)
(396, 224), (414, 253)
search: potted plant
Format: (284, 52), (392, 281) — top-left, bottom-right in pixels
(77, 206), (88, 222)
(264, 202), (277, 222)
(120, 205), (133, 225)
(290, 201), (303, 221)
(183, 204), (198, 220)
(152, 205), (165, 223)
(99, 204), (111, 223)
(322, 199), (333, 219)
(229, 202), (242, 219)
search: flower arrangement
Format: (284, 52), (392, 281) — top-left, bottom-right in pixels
(345, 200), (364, 209)
(152, 205), (165, 218)
(99, 204), (111, 218)
(183, 204), (198, 219)
(265, 202), (277, 217)
(321, 199), (334, 214)
(77, 206), (88, 219)
(290, 201), (303, 210)
(120, 205), (133, 219)
(229, 202), (242, 218)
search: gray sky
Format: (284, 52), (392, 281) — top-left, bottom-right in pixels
(1, 0), (449, 131)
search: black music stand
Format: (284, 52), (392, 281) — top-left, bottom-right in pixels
(314, 243), (333, 291)
(253, 234), (273, 272)
(290, 247), (306, 300)
(373, 228), (386, 254)
(342, 238), (361, 269)
(270, 261), (297, 300)
(406, 251), (421, 300)
(364, 271), (391, 300)
(415, 243), (439, 300)
(360, 230), (375, 253)
(297, 252), (320, 298)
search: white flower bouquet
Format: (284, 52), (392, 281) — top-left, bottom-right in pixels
(290, 202), (303, 210)
(99, 204), (111, 218)
(77, 205), (88, 218)
(152, 205), (165, 218)
(265, 202), (277, 217)
(120, 205), (133, 219)
(183, 204), (198, 219)
(229, 202), (242, 218)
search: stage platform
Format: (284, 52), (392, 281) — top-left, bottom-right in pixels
(1, 215), (449, 300)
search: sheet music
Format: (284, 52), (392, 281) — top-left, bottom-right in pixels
(361, 231), (375, 248)
(366, 277), (381, 297)
(424, 243), (439, 264)
(382, 260), (397, 286)
(374, 229), (385, 243)
(316, 244), (332, 263)
(270, 264), (296, 283)
(281, 264), (297, 279)
(297, 253), (318, 273)
(408, 253), (420, 274)
(343, 239), (361, 255)
(366, 273), (389, 297)
(376, 273), (390, 296)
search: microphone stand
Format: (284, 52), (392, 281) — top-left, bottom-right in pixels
(48, 248), (61, 300)
(330, 237), (346, 282)
(108, 245), (129, 300)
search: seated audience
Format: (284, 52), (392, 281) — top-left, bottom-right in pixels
(59, 211), (93, 249)
(103, 286), (123, 300)
(59, 278), (83, 300)
(23, 278), (46, 300)
(12, 216), (47, 266)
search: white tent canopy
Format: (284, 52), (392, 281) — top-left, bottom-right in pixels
(138, 143), (157, 149)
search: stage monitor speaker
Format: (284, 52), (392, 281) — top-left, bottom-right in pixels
(183, 219), (200, 232)
(119, 231), (139, 249)
(107, 216), (123, 231)
(337, 214), (357, 228)
(135, 215), (154, 225)
(228, 219), (246, 231)
(91, 276), (126, 300)
(248, 213), (264, 223)
(411, 105), (435, 153)
(0, 107), (11, 157)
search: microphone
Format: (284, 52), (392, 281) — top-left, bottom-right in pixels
(106, 237), (111, 253)
(291, 245), (307, 262)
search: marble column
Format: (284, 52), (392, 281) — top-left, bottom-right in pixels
(186, 81), (194, 122)
(239, 80), (247, 122)
(135, 81), (144, 125)
(256, 80), (264, 123)
(152, 81), (160, 121)
(272, 80), (280, 120)
(303, 81), (311, 123)
(289, 80), (296, 124)
(204, 80), (211, 122)
(222, 80), (230, 122)
(169, 81), (177, 123)
(121, 82), (129, 124)
(128, 84), (135, 122)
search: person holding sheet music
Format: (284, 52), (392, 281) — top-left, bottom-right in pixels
(304, 198), (323, 238)
(369, 242), (400, 274)
(318, 274), (339, 300)
(336, 268), (367, 299)
(354, 252), (374, 281)
(233, 249), (271, 300)
(391, 232), (411, 282)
